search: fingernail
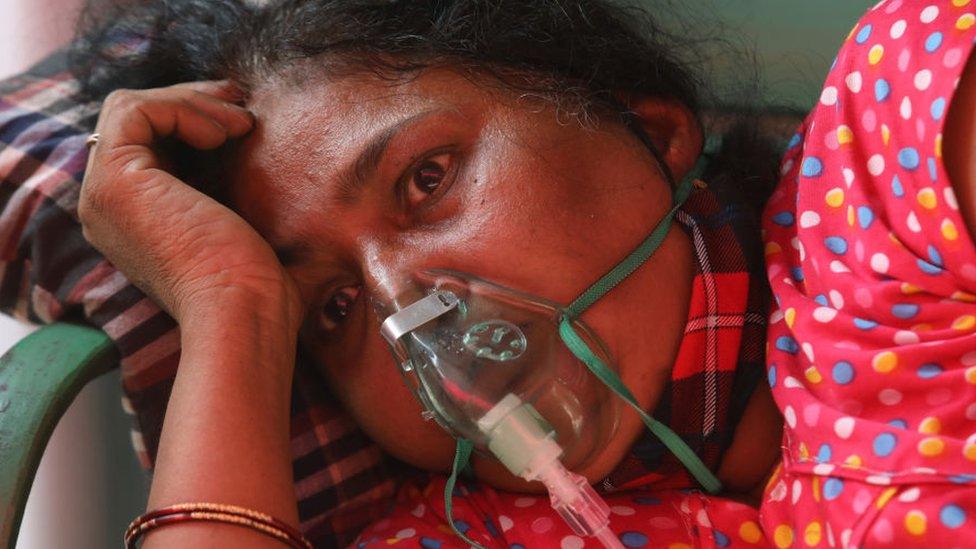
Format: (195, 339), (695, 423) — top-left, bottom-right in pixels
(215, 79), (246, 99)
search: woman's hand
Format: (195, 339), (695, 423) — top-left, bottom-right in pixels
(79, 80), (304, 332)
(81, 80), (307, 547)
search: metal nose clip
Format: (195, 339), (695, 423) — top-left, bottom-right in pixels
(380, 290), (460, 344)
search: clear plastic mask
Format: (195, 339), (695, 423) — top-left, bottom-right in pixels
(370, 135), (720, 549)
(376, 269), (620, 473)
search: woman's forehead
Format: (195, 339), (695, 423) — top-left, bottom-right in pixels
(249, 67), (487, 125)
(237, 69), (483, 183)
(228, 70), (483, 242)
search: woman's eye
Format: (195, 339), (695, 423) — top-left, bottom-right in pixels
(404, 153), (451, 206)
(317, 286), (360, 332)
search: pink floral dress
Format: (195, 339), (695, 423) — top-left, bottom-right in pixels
(761, 0), (976, 547)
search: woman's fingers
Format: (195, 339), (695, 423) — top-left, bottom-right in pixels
(184, 91), (255, 136)
(93, 82), (254, 156)
(78, 80), (304, 327)
(80, 78), (254, 223)
(170, 80), (255, 137)
(170, 79), (247, 103)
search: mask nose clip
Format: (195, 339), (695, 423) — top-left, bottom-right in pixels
(379, 290), (460, 344)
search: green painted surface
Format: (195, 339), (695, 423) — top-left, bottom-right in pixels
(638, 0), (876, 109)
(0, 323), (119, 549)
(712, 0), (875, 108)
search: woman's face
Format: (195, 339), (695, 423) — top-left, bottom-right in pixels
(228, 66), (702, 490)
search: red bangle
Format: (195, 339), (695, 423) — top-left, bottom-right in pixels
(124, 502), (312, 548)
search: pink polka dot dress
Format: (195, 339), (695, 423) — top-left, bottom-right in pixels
(761, 0), (976, 547)
(353, 476), (769, 548)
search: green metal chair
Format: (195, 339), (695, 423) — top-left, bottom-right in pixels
(0, 323), (119, 548)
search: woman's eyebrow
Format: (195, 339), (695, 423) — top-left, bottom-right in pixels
(334, 107), (443, 204)
(271, 111), (435, 268)
(273, 107), (457, 267)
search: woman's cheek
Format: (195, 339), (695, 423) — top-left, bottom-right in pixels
(317, 327), (457, 472)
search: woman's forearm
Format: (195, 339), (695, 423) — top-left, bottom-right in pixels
(142, 295), (301, 548)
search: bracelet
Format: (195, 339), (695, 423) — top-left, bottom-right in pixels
(124, 502), (312, 548)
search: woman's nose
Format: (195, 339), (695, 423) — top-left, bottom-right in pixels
(358, 237), (422, 307)
(357, 235), (462, 310)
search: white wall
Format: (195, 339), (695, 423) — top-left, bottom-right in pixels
(0, 0), (83, 78)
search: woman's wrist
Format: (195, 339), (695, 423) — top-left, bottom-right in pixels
(178, 284), (305, 342)
(178, 291), (302, 395)
(143, 292), (303, 547)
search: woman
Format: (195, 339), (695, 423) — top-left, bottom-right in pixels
(73, 0), (783, 547)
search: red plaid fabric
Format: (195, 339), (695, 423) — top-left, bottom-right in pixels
(0, 51), (768, 546)
(602, 183), (770, 492)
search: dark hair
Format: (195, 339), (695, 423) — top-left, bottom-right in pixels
(70, 0), (783, 216)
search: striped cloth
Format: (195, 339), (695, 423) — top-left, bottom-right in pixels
(0, 51), (397, 547)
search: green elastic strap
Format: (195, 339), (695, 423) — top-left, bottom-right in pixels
(559, 149), (723, 494)
(440, 149), (719, 548)
(564, 152), (705, 319)
(444, 438), (487, 549)
(558, 318), (722, 494)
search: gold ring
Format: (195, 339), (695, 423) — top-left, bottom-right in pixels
(84, 133), (100, 148)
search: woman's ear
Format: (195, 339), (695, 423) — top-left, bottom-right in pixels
(614, 93), (704, 183)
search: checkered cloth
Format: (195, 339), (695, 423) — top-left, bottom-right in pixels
(0, 50), (768, 546)
(601, 183), (770, 492)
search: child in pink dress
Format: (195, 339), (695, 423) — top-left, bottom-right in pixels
(762, 0), (976, 546)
